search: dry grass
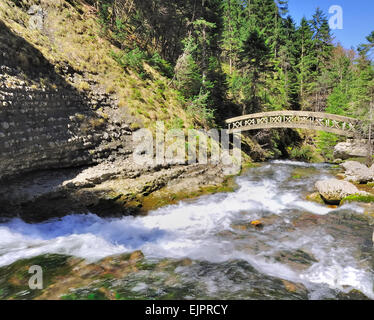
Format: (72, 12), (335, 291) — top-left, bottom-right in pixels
(77, 81), (90, 91)
(0, 0), (196, 131)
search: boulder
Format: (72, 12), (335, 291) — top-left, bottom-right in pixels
(340, 161), (374, 183)
(306, 192), (325, 204)
(333, 139), (369, 160)
(315, 179), (364, 204)
(370, 164), (374, 177)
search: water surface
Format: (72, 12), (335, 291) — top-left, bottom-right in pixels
(1, 161), (373, 299)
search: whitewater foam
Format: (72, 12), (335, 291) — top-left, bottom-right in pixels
(0, 161), (372, 298)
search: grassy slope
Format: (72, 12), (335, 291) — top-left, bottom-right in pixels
(0, 0), (196, 131)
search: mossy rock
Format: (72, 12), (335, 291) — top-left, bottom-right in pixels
(61, 290), (108, 300)
(274, 249), (318, 269)
(291, 167), (319, 180)
(129, 122), (142, 131)
(241, 162), (261, 170)
(306, 192), (325, 205)
(336, 289), (371, 300)
(141, 175), (237, 212)
(0, 254), (76, 300)
(345, 157), (368, 164)
(341, 194), (374, 204)
(291, 174), (302, 179)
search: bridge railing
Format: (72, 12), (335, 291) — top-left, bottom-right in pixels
(225, 111), (362, 137)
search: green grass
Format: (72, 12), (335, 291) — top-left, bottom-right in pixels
(61, 293), (78, 300)
(341, 194), (374, 204)
(289, 145), (322, 163)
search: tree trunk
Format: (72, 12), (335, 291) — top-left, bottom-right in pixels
(228, 0), (233, 74)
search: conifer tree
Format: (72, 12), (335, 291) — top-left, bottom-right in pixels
(221, 0), (244, 73)
(359, 31), (374, 57)
(310, 8), (333, 111)
(296, 17), (316, 109)
(237, 26), (270, 114)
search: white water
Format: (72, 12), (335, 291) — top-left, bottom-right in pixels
(0, 161), (373, 299)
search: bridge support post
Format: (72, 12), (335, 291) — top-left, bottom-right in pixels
(367, 100), (374, 167)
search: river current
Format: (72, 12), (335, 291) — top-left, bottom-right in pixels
(0, 161), (373, 299)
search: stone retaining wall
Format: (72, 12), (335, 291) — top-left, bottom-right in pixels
(0, 70), (107, 179)
(0, 20), (135, 181)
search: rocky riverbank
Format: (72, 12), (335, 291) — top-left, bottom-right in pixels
(308, 160), (374, 250)
(311, 160), (374, 206)
(0, 158), (230, 222)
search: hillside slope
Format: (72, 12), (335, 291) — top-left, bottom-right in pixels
(0, 0), (235, 220)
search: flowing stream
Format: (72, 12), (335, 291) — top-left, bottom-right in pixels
(0, 161), (373, 299)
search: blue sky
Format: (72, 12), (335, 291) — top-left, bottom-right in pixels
(288, 0), (374, 50)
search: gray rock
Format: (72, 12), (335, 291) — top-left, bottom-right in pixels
(27, 5), (45, 31)
(315, 178), (364, 204)
(103, 132), (109, 140)
(27, 5), (42, 15)
(334, 139), (369, 160)
(341, 161), (374, 183)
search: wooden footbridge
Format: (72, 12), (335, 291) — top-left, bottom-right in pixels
(226, 111), (363, 137)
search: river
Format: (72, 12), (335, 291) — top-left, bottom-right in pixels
(0, 161), (373, 300)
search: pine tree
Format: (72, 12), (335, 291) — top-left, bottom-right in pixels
(325, 46), (355, 116)
(310, 7), (333, 71)
(295, 17), (316, 109)
(237, 26), (270, 114)
(283, 17), (299, 106)
(174, 38), (202, 98)
(310, 8), (333, 111)
(221, 0), (245, 74)
(272, 0), (289, 58)
(349, 52), (374, 122)
(359, 31), (374, 58)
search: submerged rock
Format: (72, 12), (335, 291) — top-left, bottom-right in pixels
(0, 253), (311, 300)
(315, 179), (365, 204)
(273, 249), (318, 271)
(336, 289), (371, 300)
(291, 167), (319, 180)
(250, 220), (264, 228)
